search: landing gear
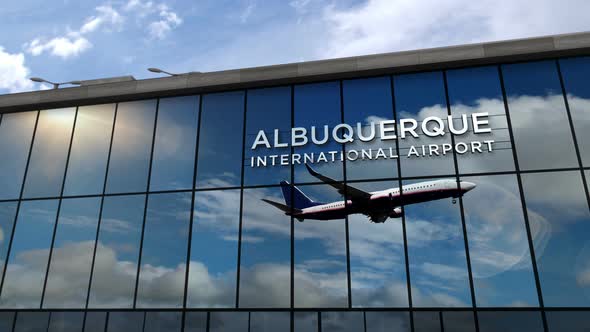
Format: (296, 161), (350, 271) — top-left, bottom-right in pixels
(452, 198), (457, 204)
(297, 218), (304, 222)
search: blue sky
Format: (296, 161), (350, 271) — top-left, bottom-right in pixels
(1, 0), (590, 94)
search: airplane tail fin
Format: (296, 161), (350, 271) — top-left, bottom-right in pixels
(280, 180), (319, 209)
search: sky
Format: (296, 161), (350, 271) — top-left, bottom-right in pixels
(1, 0), (590, 93)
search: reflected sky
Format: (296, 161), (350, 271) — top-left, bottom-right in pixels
(0, 111), (36, 200)
(321, 312), (364, 332)
(250, 312), (290, 332)
(184, 312), (208, 332)
(349, 181), (407, 307)
(394, 72), (455, 178)
(365, 312), (411, 332)
(44, 197), (101, 308)
(0, 199), (58, 308)
(106, 100), (157, 194)
(209, 312), (248, 332)
(245, 87), (291, 186)
(560, 57), (590, 167)
(63, 104), (115, 196)
(403, 178), (471, 307)
(343, 76), (398, 181)
(107, 312), (144, 332)
(136, 192), (191, 308)
(0, 202), (17, 280)
(150, 96), (199, 191)
(240, 188), (290, 308)
(294, 82), (343, 183)
(188, 190), (240, 308)
(521, 171), (590, 307)
(196, 91), (245, 189)
(13, 312), (50, 332)
(88, 195), (144, 308)
(447, 66), (515, 174)
(294, 312), (318, 332)
(294, 184), (348, 308)
(502, 61), (578, 170)
(23, 108), (75, 199)
(461, 174), (539, 307)
(477, 311), (544, 332)
(47, 311), (84, 332)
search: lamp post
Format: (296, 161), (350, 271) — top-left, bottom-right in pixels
(29, 77), (82, 89)
(147, 68), (202, 76)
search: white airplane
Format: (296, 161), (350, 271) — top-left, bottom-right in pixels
(262, 164), (476, 223)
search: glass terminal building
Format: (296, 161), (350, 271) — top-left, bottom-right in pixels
(0, 32), (590, 331)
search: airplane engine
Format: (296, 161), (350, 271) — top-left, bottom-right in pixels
(389, 207), (403, 218)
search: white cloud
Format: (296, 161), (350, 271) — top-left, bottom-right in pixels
(148, 4), (183, 40)
(240, 1), (256, 23)
(0, 47), (34, 93)
(23, 4), (123, 59)
(80, 5), (124, 34)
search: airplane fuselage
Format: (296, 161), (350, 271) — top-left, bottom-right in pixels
(293, 179), (475, 221)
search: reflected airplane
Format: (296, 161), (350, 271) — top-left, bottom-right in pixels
(262, 164), (476, 223)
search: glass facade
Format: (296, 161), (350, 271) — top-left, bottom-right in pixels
(0, 57), (589, 331)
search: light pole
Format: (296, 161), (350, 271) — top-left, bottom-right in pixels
(147, 68), (202, 76)
(29, 77), (82, 89)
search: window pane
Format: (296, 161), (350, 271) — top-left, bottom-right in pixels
(144, 312), (182, 332)
(184, 312), (207, 332)
(447, 66), (514, 173)
(349, 181), (407, 307)
(0, 202), (17, 281)
(294, 82), (343, 183)
(343, 77), (398, 181)
(240, 187), (290, 308)
(196, 91), (245, 188)
(394, 72), (455, 177)
(47, 312), (84, 332)
(442, 311), (475, 332)
(560, 57), (590, 167)
(136, 192), (190, 308)
(461, 174), (538, 307)
(88, 195), (144, 308)
(294, 312), (317, 332)
(209, 312), (248, 332)
(321, 312), (363, 332)
(188, 190), (239, 308)
(23, 108), (75, 198)
(44, 197), (100, 308)
(413, 312), (440, 332)
(106, 100), (157, 194)
(0, 111), (36, 200)
(365, 312), (410, 332)
(107, 312), (144, 332)
(502, 61), (578, 170)
(14, 312), (50, 332)
(0, 312), (15, 332)
(294, 184), (348, 308)
(403, 179), (471, 307)
(249, 312), (290, 332)
(63, 104), (115, 196)
(84, 312), (107, 332)
(521, 171), (590, 306)
(546, 311), (590, 331)
(477, 311), (544, 332)
(0, 199), (58, 308)
(150, 96), (199, 191)
(245, 87), (291, 186)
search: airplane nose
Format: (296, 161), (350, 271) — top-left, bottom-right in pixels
(460, 181), (476, 192)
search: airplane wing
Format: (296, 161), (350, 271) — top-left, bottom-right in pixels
(305, 164), (372, 202)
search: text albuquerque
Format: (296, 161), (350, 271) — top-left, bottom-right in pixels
(250, 112), (495, 167)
